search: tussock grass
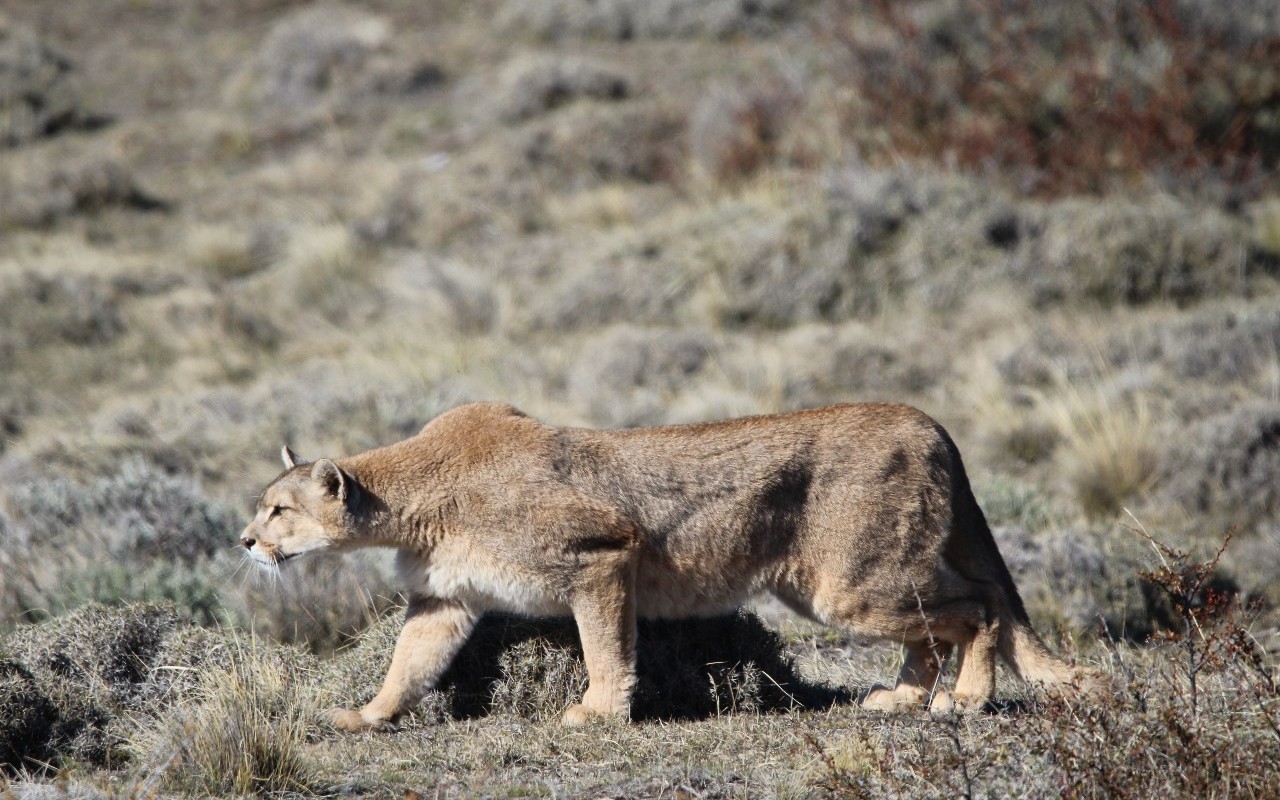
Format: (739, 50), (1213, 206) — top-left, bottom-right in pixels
(130, 634), (319, 797)
(1043, 375), (1161, 519)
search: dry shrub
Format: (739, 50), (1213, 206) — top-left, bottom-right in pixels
(498, 0), (797, 41)
(0, 18), (99, 146)
(1161, 400), (1280, 528)
(993, 524), (1159, 641)
(243, 222), (384, 325)
(497, 165), (1006, 334)
(380, 254), (498, 335)
(567, 325), (714, 427)
(824, 164), (1019, 312)
(973, 475), (1058, 532)
(1024, 197), (1263, 308)
(0, 459), (243, 628)
(518, 100), (686, 186)
(325, 610), (835, 724)
(0, 272), (125, 353)
(0, 156), (167, 229)
(0, 659), (56, 773)
(130, 636), (318, 797)
(1042, 524), (1279, 799)
(1129, 306), (1280, 385)
(487, 54), (629, 123)
(0, 604), (229, 770)
(768, 322), (941, 408)
(829, 0), (1280, 197)
(228, 3), (389, 112)
(806, 543), (1280, 799)
(1252, 197), (1280, 258)
(184, 224), (278, 281)
(689, 78), (801, 184)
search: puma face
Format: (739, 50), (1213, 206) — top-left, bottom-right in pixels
(239, 446), (360, 566)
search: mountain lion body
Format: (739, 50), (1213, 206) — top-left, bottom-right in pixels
(240, 401), (1091, 731)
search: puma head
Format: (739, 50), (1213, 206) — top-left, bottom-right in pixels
(239, 446), (362, 566)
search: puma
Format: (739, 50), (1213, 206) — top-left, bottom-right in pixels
(239, 401), (1095, 731)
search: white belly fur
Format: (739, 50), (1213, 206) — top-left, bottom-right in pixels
(397, 547), (572, 617)
(395, 548), (766, 620)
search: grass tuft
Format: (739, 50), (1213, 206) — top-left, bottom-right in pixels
(130, 635), (318, 797)
(1045, 378), (1160, 519)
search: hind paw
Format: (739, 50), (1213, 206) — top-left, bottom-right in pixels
(861, 684), (928, 712)
(329, 706), (397, 733)
(930, 691), (989, 714)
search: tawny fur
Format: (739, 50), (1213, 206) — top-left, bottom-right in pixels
(239, 402), (1098, 731)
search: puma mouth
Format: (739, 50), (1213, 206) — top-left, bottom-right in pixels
(248, 549), (301, 567)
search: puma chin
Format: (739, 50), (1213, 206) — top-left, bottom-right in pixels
(240, 401), (1106, 732)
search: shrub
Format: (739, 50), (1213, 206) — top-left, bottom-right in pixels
(2, 604), (207, 769)
(498, 0), (797, 41)
(1162, 400), (1280, 528)
(0, 273), (124, 351)
(1023, 197), (1263, 308)
(689, 78), (801, 183)
(768, 322), (942, 409)
(383, 254), (498, 335)
(229, 3), (389, 112)
(824, 164), (1018, 313)
(232, 552), (402, 655)
(6, 456), (239, 564)
(566, 325), (714, 427)
(487, 54), (629, 123)
(1045, 380), (1160, 519)
(993, 524), (1158, 641)
(0, 19), (97, 146)
(0, 659), (56, 774)
(518, 100), (686, 186)
(973, 475), (1058, 531)
(829, 0), (1280, 197)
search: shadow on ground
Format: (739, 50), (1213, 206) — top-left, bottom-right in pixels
(421, 612), (858, 722)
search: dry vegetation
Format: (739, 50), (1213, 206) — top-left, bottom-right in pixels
(2, 0), (1279, 796)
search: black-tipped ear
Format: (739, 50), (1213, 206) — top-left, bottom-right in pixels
(281, 445), (305, 470)
(311, 458), (348, 501)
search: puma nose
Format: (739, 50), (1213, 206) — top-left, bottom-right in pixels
(240, 536), (256, 550)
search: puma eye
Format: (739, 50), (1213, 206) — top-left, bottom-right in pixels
(268, 505), (284, 520)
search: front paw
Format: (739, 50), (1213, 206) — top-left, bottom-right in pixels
(561, 703), (599, 727)
(329, 706), (397, 733)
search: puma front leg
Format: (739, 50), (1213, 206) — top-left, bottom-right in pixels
(562, 550), (638, 726)
(331, 595), (477, 732)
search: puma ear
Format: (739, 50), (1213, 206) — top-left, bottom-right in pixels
(281, 445), (305, 469)
(311, 458), (349, 501)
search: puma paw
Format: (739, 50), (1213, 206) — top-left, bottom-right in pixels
(561, 703), (603, 727)
(929, 691), (988, 714)
(329, 706), (397, 733)
(861, 683), (928, 712)
(860, 680), (921, 711)
(928, 690), (953, 714)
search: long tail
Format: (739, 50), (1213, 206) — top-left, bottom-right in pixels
(942, 440), (1106, 695)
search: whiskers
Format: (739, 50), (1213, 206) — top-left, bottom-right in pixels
(231, 546), (285, 593)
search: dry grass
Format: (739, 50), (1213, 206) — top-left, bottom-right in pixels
(129, 634), (319, 796)
(1041, 372), (1162, 520)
